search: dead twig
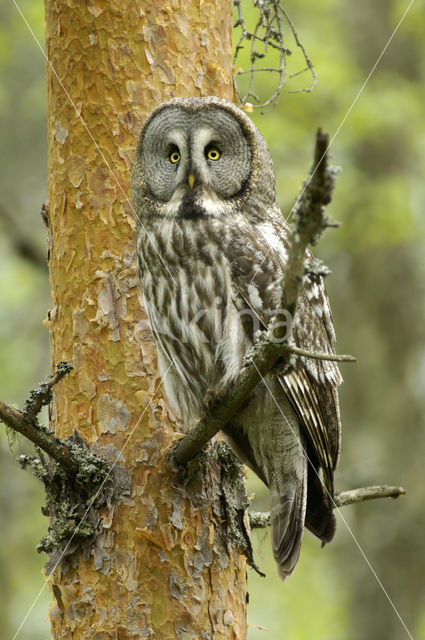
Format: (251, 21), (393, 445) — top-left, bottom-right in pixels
(249, 485), (406, 528)
(233, 0), (316, 111)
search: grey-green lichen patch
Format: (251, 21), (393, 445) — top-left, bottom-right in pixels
(23, 361), (74, 422)
(216, 441), (265, 577)
(248, 510), (271, 529)
(18, 430), (131, 574)
(176, 444), (211, 488)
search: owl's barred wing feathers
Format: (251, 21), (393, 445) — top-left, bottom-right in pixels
(227, 212), (341, 508)
(279, 372), (337, 496)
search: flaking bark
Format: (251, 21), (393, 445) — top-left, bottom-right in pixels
(44, 1), (247, 638)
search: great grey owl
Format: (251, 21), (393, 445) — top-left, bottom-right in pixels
(132, 96), (342, 579)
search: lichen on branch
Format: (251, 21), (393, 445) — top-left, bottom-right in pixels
(0, 363), (131, 570)
(0, 362), (80, 473)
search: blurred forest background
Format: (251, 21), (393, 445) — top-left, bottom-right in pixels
(0, 0), (424, 638)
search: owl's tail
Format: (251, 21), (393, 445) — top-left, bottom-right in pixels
(270, 455), (307, 580)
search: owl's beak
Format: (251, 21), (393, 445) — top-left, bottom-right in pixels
(187, 173), (195, 190)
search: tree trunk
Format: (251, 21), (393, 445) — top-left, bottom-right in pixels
(44, 0), (246, 637)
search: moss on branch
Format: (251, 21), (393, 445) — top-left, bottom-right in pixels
(0, 362), (80, 474)
(0, 362), (131, 570)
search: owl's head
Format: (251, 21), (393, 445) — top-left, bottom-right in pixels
(132, 97), (277, 221)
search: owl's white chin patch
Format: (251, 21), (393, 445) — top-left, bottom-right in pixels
(161, 186), (230, 218)
(195, 192), (229, 216)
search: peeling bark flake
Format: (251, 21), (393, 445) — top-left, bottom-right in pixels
(97, 394), (131, 434)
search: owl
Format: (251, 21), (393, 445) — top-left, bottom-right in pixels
(132, 97), (342, 579)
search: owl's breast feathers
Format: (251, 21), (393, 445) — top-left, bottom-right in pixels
(138, 209), (341, 494)
(137, 216), (250, 423)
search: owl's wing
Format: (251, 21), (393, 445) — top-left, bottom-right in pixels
(228, 214), (341, 499)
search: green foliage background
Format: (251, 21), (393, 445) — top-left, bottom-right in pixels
(0, 1), (424, 638)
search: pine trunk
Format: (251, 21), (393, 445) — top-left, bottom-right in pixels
(44, 0), (247, 637)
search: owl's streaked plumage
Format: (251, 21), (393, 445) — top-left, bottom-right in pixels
(132, 97), (342, 578)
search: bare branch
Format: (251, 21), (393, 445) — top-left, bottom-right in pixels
(249, 485), (406, 529)
(278, 4), (317, 94)
(281, 129), (334, 322)
(174, 130), (336, 466)
(286, 345), (357, 363)
(233, 0), (316, 111)
(0, 401), (78, 474)
(334, 485), (406, 507)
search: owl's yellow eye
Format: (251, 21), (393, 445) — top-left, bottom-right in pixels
(207, 147), (220, 161)
(169, 150), (181, 163)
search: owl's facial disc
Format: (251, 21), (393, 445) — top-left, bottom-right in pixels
(140, 106), (252, 219)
